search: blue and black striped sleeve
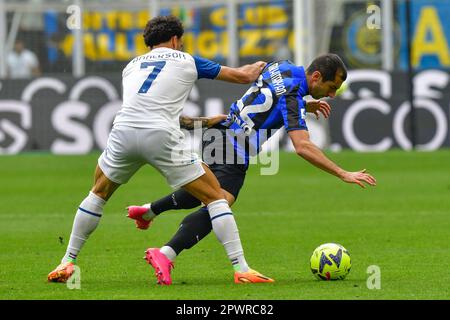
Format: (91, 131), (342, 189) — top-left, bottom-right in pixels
(281, 93), (308, 132)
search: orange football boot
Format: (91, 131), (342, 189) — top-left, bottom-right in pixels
(234, 269), (275, 284)
(47, 261), (75, 283)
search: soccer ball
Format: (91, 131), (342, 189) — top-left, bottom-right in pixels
(310, 243), (351, 280)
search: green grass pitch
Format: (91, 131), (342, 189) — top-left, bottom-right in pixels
(1, 150), (449, 299)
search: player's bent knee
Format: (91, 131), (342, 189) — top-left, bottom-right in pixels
(202, 187), (228, 205)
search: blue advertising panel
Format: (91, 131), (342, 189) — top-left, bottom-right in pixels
(398, 0), (450, 70)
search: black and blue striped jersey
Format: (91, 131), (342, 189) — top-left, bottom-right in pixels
(204, 60), (309, 167)
(225, 60), (309, 134)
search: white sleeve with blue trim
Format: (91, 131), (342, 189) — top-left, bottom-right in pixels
(193, 56), (221, 79)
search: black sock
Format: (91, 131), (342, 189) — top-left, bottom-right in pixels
(165, 207), (212, 255)
(151, 189), (202, 215)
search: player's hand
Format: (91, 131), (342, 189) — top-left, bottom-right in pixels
(207, 114), (228, 128)
(339, 169), (377, 188)
(254, 60), (267, 71)
(250, 61), (267, 79)
(306, 100), (331, 120)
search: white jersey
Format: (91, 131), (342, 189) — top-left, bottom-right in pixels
(113, 47), (221, 131)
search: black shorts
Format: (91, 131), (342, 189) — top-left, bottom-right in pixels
(209, 163), (247, 200)
(202, 124), (248, 200)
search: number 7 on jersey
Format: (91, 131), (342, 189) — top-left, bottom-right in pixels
(138, 61), (166, 93)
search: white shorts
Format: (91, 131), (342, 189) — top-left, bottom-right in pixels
(98, 125), (205, 189)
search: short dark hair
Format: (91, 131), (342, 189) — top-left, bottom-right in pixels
(143, 15), (184, 48)
(306, 53), (347, 82)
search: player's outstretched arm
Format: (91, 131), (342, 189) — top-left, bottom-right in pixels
(179, 114), (228, 130)
(215, 61), (267, 84)
(288, 130), (377, 188)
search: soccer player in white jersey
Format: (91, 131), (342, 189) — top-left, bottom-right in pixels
(47, 16), (272, 285)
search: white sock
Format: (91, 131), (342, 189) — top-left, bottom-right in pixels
(62, 192), (105, 263)
(207, 199), (249, 272)
(142, 203), (156, 221)
(160, 246), (177, 262)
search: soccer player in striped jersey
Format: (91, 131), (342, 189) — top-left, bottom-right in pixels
(128, 54), (377, 284)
